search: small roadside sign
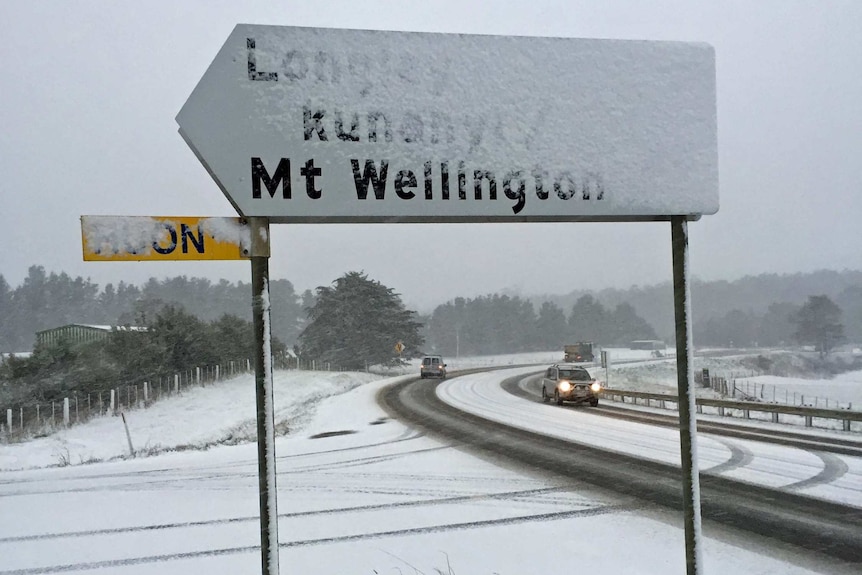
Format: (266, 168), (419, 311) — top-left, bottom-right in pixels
(81, 216), (250, 261)
(394, 342), (404, 354)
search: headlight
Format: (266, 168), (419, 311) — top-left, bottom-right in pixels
(590, 382), (602, 392)
(558, 381), (572, 392)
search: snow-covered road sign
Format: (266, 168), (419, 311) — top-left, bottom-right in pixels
(177, 25), (718, 223)
(81, 216), (250, 261)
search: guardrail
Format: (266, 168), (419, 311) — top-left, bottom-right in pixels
(601, 388), (862, 432)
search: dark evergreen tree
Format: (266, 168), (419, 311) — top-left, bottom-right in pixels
(209, 314), (256, 363)
(146, 305), (216, 374)
(297, 272), (424, 370)
(428, 297), (468, 356)
(568, 295), (609, 344)
(427, 294), (536, 356)
(270, 279), (306, 345)
(793, 295), (845, 357)
(535, 301), (568, 350)
(835, 285), (862, 344)
(757, 302), (800, 347)
(0, 275), (12, 351)
(608, 302), (659, 345)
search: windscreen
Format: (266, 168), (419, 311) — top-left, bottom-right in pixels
(559, 369), (591, 381)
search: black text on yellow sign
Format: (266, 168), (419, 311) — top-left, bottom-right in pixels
(81, 216), (250, 261)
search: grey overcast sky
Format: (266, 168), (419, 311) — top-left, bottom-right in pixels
(1, 0), (860, 311)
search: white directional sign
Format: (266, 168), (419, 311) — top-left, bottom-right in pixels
(178, 25), (718, 223)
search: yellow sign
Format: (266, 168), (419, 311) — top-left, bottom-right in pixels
(394, 341), (404, 354)
(81, 216), (250, 261)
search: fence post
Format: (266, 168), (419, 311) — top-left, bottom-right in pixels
(196, 367), (201, 386)
(20, 407), (23, 431)
(143, 382), (149, 404)
(75, 395), (79, 423)
(216, 365), (220, 381)
(36, 404), (41, 426)
(6, 409), (11, 432)
(110, 389), (116, 414)
(174, 374), (180, 395)
(121, 412), (135, 458)
(246, 358), (250, 372)
(63, 398), (70, 428)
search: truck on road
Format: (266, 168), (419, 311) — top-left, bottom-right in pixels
(564, 342), (595, 363)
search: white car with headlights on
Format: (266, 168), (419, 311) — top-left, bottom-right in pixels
(541, 363), (601, 407)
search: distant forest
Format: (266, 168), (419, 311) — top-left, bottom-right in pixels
(529, 269), (862, 348)
(1, 266), (860, 354)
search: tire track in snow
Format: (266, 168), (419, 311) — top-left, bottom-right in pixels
(0, 503), (633, 575)
(701, 437), (754, 475)
(0, 429), (426, 497)
(0, 486), (574, 544)
(783, 450), (849, 491)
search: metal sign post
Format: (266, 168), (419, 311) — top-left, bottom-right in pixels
(671, 216), (703, 574)
(249, 217), (279, 575)
(601, 350), (611, 388)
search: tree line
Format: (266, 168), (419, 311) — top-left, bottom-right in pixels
(0, 266), (310, 352)
(426, 294), (658, 356)
(0, 267), (855, 408)
(2, 266), (859, 357)
(0, 306), (287, 407)
(538, 269), (862, 346)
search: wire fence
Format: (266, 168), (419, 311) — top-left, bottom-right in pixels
(697, 371), (855, 411)
(0, 354), (366, 444)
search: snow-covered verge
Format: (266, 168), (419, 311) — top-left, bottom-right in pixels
(608, 351), (862, 410)
(0, 370), (383, 471)
(3, 349), (861, 472)
(0, 365), (853, 574)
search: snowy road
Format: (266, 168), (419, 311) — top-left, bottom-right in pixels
(1, 367), (860, 574)
(436, 367), (862, 507)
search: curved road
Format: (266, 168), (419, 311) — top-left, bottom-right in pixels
(378, 366), (862, 564)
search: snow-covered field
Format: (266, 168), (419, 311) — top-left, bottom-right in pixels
(1, 352), (860, 574)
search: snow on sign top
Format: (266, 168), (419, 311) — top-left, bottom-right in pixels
(177, 25), (718, 223)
